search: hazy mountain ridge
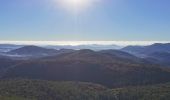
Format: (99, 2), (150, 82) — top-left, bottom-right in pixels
(0, 46), (74, 59)
(122, 43), (170, 55)
(2, 47), (170, 87)
(46, 44), (122, 51)
(0, 44), (23, 52)
(122, 43), (170, 66)
(7, 45), (58, 56)
(145, 52), (170, 66)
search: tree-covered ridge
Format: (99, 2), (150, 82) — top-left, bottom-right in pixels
(0, 96), (33, 100)
(0, 79), (170, 100)
(109, 83), (170, 100)
(0, 79), (108, 100)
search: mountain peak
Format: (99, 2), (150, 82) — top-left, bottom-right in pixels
(8, 45), (57, 56)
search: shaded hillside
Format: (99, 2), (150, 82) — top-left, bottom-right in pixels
(121, 46), (145, 54)
(0, 57), (22, 77)
(99, 49), (144, 63)
(146, 52), (170, 66)
(3, 49), (170, 87)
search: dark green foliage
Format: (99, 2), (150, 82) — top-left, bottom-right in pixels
(0, 79), (170, 100)
(109, 83), (170, 100)
(0, 96), (32, 100)
(0, 79), (109, 100)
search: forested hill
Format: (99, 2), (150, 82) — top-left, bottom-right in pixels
(0, 79), (170, 100)
(3, 49), (170, 87)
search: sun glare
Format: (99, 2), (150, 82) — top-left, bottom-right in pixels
(54, 0), (99, 13)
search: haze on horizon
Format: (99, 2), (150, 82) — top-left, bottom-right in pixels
(0, 41), (170, 46)
(0, 0), (170, 41)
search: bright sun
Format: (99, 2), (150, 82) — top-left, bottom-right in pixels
(54, 0), (98, 13)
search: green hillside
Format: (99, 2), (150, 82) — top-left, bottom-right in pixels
(0, 79), (170, 100)
(109, 83), (170, 100)
(0, 79), (108, 100)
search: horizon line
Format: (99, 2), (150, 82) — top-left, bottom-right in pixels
(0, 41), (170, 46)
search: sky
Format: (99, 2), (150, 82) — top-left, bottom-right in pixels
(0, 0), (170, 41)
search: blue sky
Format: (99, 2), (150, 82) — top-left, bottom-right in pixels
(0, 0), (170, 41)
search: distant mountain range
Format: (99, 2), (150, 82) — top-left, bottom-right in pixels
(7, 45), (58, 56)
(1, 45), (170, 87)
(122, 43), (170, 66)
(0, 43), (170, 66)
(0, 45), (73, 59)
(0, 43), (170, 100)
(0, 44), (23, 52)
(0, 44), (121, 53)
(122, 43), (170, 55)
(46, 44), (122, 50)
